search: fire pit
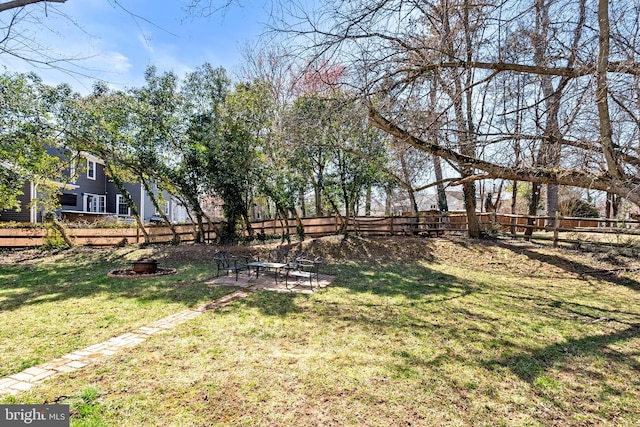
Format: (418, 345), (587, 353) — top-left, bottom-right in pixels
(108, 258), (177, 278)
(132, 258), (158, 274)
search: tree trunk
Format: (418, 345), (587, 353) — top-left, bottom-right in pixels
(511, 181), (518, 236)
(463, 181), (480, 238)
(290, 207), (305, 240)
(107, 165), (149, 243)
(385, 186), (392, 216)
(546, 185), (559, 227)
(429, 75), (448, 214)
(327, 194), (347, 233)
(606, 193), (621, 223)
(314, 185), (322, 217)
(141, 177), (180, 245)
(532, 0), (572, 226)
(299, 188), (307, 218)
(242, 211), (254, 241)
(438, 1), (480, 238)
(182, 193), (207, 243)
(369, 108), (640, 206)
(433, 155), (448, 212)
(596, 0), (622, 178)
(193, 205), (208, 243)
(276, 208), (290, 244)
(525, 183), (541, 239)
(399, 151), (418, 214)
(314, 162), (325, 216)
(47, 215), (74, 247)
(220, 212), (239, 244)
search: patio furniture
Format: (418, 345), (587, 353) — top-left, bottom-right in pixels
(213, 251), (249, 281)
(285, 257), (322, 290)
(270, 248), (308, 277)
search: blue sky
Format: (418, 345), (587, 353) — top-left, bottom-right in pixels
(1, 0), (271, 92)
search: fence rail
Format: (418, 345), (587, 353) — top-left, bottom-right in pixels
(1, 212), (640, 248)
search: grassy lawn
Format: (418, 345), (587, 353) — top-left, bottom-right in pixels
(1, 237), (640, 426)
(0, 246), (235, 378)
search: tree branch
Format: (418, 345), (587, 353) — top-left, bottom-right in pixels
(405, 60), (640, 78)
(368, 106), (640, 205)
(0, 0), (66, 13)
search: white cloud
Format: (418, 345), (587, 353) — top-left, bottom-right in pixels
(88, 51), (132, 75)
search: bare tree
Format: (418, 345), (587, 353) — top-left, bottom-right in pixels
(269, 0), (640, 223)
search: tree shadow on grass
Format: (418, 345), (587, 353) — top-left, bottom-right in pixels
(238, 262), (477, 318)
(235, 290), (302, 317)
(0, 259), (232, 312)
(483, 323), (640, 384)
(487, 289), (640, 324)
(332, 262), (477, 300)
(457, 239), (640, 292)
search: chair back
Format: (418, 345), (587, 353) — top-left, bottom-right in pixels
(294, 257), (321, 274)
(214, 251), (234, 268)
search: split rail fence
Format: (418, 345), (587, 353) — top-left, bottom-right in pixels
(1, 212), (639, 248)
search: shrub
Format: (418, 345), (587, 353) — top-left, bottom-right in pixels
(559, 198), (600, 218)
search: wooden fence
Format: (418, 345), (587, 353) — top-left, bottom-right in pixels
(480, 212), (640, 247)
(0, 224), (205, 248)
(1, 212), (640, 248)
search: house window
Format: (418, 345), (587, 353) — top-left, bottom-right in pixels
(116, 195), (130, 216)
(59, 193), (77, 206)
(84, 194), (106, 213)
(155, 201), (170, 218)
(87, 159), (96, 180)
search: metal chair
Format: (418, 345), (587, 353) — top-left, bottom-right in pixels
(213, 251), (249, 281)
(285, 257), (321, 290)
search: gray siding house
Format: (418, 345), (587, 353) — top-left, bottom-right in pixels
(0, 181), (41, 223)
(1, 151), (188, 224)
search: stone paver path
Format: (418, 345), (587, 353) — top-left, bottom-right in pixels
(0, 272), (334, 397)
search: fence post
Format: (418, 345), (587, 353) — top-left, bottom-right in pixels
(553, 211), (560, 248)
(389, 216), (394, 235)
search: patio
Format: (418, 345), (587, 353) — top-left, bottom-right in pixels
(204, 270), (335, 294)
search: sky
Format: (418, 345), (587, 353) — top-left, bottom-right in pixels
(0, 0), (272, 93)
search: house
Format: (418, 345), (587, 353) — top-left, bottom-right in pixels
(0, 151), (188, 224)
(0, 180), (46, 223)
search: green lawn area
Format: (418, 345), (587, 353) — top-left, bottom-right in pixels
(0, 246), (235, 378)
(1, 238), (639, 426)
